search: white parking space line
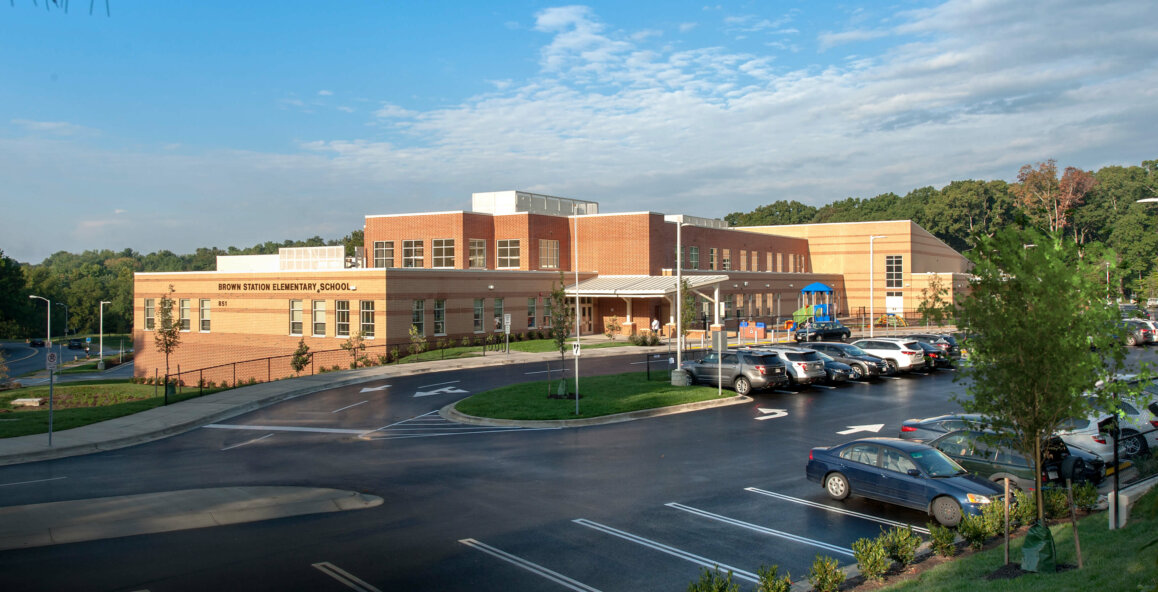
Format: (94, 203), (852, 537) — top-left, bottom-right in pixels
(0, 476), (67, 488)
(221, 433), (273, 451)
(773, 390), (796, 394)
(418, 379), (460, 389)
(205, 424), (368, 434)
(744, 488), (931, 535)
(813, 385), (836, 390)
(665, 503), (854, 557)
(332, 400), (369, 414)
(311, 562), (382, 592)
(572, 519), (758, 584)
(459, 538), (602, 592)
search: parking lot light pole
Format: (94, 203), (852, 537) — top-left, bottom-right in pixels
(868, 235), (887, 337)
(99, 300), (111, 370)
(29, 294), (54, 445)
(29, 295), (50, 350)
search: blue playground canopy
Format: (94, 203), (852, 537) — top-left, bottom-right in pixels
(801, 282), (833, 294)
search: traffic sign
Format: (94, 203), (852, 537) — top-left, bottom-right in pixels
(86, 337), (92, 343)
(46, 351), (58, 370)
(503, 313), (511, 335)
(572, 342), (581, 357)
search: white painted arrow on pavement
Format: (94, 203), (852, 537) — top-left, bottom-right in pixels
(360, 385), (391, 393)
(837, 424), (884, 435)
(755, 408), (788, 421)
(414, 386), (469, 398)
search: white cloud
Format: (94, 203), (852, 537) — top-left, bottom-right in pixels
(817, 28), (890, 50)
(11, 119), (96, 136)
(318, 90), (334, 96)
(678, 22), (697, 33)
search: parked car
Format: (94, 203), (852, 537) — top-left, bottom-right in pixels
(1120, 319), (1152, 347)
(813, 351), (852, 384)
(28, 338), (45, 347)
(794, 320), (852, 343)
(1055, 398), (1157, 462)
(67, 339), (84, 350)
(928, 430), (1105, 491)
(680, 351), (789, 395)
(899, 413), (989, 441)
(849, 338), (927, 373)
(907, 333), (962, 360)
(805, 437), (1004, 526)
(740, 346), (827, 386)
(805, 342), (890, 380)
(912, 341), (952, 370)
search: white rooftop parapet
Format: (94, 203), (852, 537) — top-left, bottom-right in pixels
(472, 190), (599, 216)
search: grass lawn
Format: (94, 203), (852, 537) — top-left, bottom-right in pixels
(0, 379), (228, 438)
(454, 371), (727, 420)
(876, 487), (1158, 591)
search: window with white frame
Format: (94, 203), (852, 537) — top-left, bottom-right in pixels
(886, 255), (903, 288)
(402, 240), (424, 268)
(469, 239), (486, 268)
(360, 301), (375, 337)
(199, 299), (210, 332)
(688, 246), (699, 269)
(739, 250), (747, 271)
(432, 239), (455, 268)
(434, 299), (446, 335)
(179, 298), (191, 331)
(373, 241), (394, 268)
(411, 299), (425, 334)
(336, 300), (350, 337)
(144, 298), (155, 330)
(473, 298), (484, 332)
(493, 298), (504, 331)
(497, 239), (520, 268)
(527, 298), (537, 328)
(721, 249), (731, 271)
(312, 300), (326, 336)
(289, 300), (303, 335)
(709, 248), (717, 270)
(539, 239), (559, 269)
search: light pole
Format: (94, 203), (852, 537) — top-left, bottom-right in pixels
(99, 300), (111, 370)
(675, 220), (693, 374)
(869, 235), (888, 337)
(29, 295), (50, 350)
(28, 294), (54, 445)
(573, 211), (581, 415)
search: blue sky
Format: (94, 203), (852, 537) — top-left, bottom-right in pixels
(2, 0), (1156, 263)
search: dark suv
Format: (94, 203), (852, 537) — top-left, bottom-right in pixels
(794, 320), (852, 343)
(804, 342), (890, 380)
(929, 429), (1105, 490)
(680, 351), (789, 395)
(67, 339), (84, 350)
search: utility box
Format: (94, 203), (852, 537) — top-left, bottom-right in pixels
(670, 369), (691, 386)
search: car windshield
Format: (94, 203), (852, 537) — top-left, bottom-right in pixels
(841, 345), (868, 356)
(909, 448), (966, 477)
(785, 351), (820, 362)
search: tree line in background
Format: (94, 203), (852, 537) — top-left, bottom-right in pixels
(0, 231), (363, 340)
(726, 158), (1158, 300)
(2, 158), (1155, 340)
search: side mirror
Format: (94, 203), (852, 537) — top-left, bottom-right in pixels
(907, 469), (921, 477)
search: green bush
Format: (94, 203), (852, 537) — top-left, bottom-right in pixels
(927, 522), (957, 557)
(755, 564), (791, 592)
(1072, 480), (1099, 511)
(958, 513), (989, 550)
(851, 537), (889, 582)
(686, 567), (739, 592)
(1044, 486), (1071, 519)
(1012, 488), (1036, 526)
(980, 498), (1006, 536)
(880, 525), (920, 567)
(807, 555), (844, 592)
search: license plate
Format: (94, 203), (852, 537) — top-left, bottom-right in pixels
(1047, 471), (1058, 479)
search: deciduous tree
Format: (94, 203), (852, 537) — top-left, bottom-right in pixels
(1011, 160), (1096, 233)
(153, 284), (181, 389)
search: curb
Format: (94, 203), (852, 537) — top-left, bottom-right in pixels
(440, 394), (752, 428)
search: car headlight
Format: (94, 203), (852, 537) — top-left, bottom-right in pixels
(966, 493), (992, 504)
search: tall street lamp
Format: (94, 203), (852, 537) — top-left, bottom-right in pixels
(29, 295), (50, 350)
(28, 294), (55, 445)
(675, 220), (693, 373)
(99, 300), (112, 370)
(869, 235), (888, 337)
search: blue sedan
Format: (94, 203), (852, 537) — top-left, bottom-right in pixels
(805, 437), (1004, 526)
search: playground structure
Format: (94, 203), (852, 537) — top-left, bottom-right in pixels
(786, 282), (837, 330)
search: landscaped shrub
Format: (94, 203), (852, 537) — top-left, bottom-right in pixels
(1043, 486), (1070, 519)
(1072, 481), (1099, 511)
(851, 537), (889, 582)
(755, 564), (791, 592)
(686, 566), (739, 592)
(1012, 488), (1036, 526)
(880, 525), (920, 567)
(807, 555), (844, 592)
(927, 522), (957, 557)
(958, 513), (989, 550)
(980, 498), (1007, 536)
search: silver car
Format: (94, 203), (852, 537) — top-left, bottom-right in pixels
(849, 338), (927, 373)
(739, 345), (827, 386)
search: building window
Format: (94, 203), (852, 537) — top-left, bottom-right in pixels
(886, 255), (903, 289)
(469, 239), (486, 268)
(312, 300), (326, 336)
(199, 299), (211, 332)
(336, 300), (350, 337)
(739, 250), (747, 271)
(497, 239), (520, 268)
(360, 301), (375, 338)
(527, 298), (537, 328)
(179, 298), (191, 331)
(434, 299), (446, 335)
(144, 298), (155, 330)
(688, 246), (699, 270)
(751, 252), (758, 272)
(473, 298), (485, 332)
(411, 299), (425, 334)
(403, 240), (424, 268)
(722, 249), (731, 271)
(373, 241), (394, 268)
(493, 298), (504, 331)
(432, 239), (455, 268)
(767, 252), (774, 272)
(539, 239), (559, 269)
(709, 248), (717, 270)
(543, 299), (552, 331)
(290, 300), (303, 335)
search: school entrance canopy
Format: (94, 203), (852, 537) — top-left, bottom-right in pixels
(566, 274), (730, 327)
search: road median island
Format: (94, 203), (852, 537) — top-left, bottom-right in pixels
(444, 371), (751, 427)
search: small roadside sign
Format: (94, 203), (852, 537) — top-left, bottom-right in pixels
(46, 351), (58, 370)
(86, 337), (92, 343)
(572, 342), (581, 357)
(503, 313), (511, 335)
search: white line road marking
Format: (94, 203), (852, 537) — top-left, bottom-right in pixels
(837, 424), (884, 435)
(665, 502), (854, 557)
(368, 410), (439, 432)
(773, 390), (796, 394)
(419, 380), (460, 389)
(756, 408), (788, 421)
(363, 427), (559, 441)
(414, 385), (469, 398)
(459, 539), (601, 592)
(359, 385), (390, 393)
(205, 424), (368, 434)
(882, 376), (901, 380)
(813, 384), (836, 390)
(221, 433), (274, 451)
(572, 519), (758, 584)
(744, 488), (931, 535)
(311, 562), (382, 592)
(0, 476), (67, 488)
(332, 400), (369, 413)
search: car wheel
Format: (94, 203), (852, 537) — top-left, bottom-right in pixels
(849, 364), (864, 381)
(1127, 334), (1139, 347)
(734, 376), (751, 396)
(886, 359), (899, 374)
(1120, 429), (1148, 457)
(839, 333), (848, 342)
(825, 473), (850, 500)
(1060, 456), (1088, 483)
(932, 496), (963, 527)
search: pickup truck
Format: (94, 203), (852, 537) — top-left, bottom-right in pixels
(794, 320), (851, 342)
